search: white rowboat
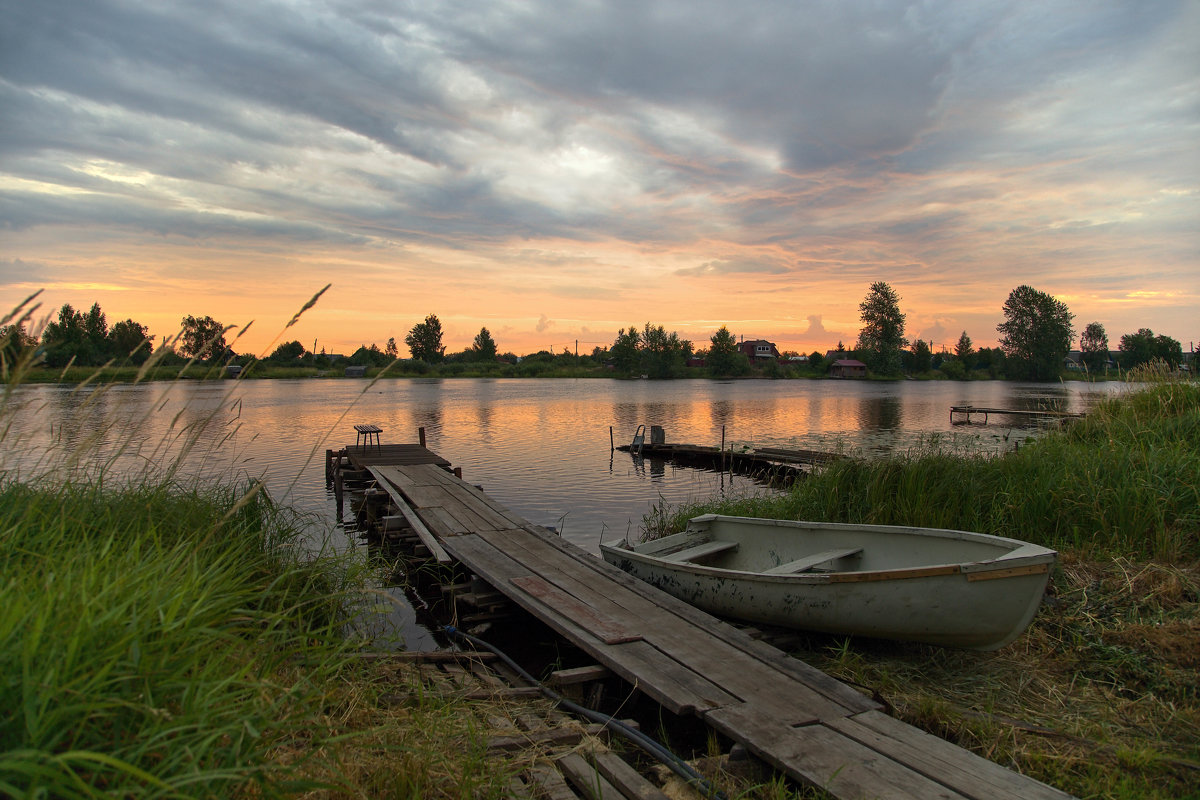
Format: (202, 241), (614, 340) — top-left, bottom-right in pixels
(599, 514), (1056, 650)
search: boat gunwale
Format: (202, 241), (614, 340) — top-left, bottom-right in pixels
(603, 514), (1057, 585)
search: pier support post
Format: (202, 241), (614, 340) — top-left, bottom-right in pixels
(325, 449), (334, 484)
(418, 427), (427, 448)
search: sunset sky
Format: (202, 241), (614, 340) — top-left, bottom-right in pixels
(2, 1), (1197, 358)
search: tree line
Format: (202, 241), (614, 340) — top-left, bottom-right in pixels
(2, 291), (1189, 380)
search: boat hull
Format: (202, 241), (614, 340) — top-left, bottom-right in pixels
(600, 515), (1055, 650)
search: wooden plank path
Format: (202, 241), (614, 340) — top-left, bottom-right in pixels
(367, 460), (1073, 800)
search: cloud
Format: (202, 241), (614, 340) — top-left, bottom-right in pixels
(0, 0), (1195, 352)
(675, 258), (790, 277)
(535, 313), (553, 333)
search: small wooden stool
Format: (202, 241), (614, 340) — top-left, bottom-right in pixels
(353, 423), (382, 450)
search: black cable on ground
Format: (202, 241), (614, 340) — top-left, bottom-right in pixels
(444, 625), (729, 800)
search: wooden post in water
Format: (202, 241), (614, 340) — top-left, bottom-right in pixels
(418, 427), (426, 448)
(721, 426), (726, 472)
(334, 456), (344, 519)
(609, 426), (614, 452)
(325, 449), (334, 484)
(453, 467), (463, 480)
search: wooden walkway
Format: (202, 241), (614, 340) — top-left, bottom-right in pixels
(348, 453), (1072, 799)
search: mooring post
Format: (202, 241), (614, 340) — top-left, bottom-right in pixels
(609, 426), (614, 452)
(721, 425), (726, 471)
(324, 448), (334, 484)
(453, 467), (462, 480)
(334, 459), (344, 519)
(418, 426), (426, 448)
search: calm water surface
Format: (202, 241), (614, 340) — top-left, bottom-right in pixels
(3, 377), (1128, 553)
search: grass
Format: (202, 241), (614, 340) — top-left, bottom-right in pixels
(1, 291), (532, 798)
(644, 374), (1200, 799)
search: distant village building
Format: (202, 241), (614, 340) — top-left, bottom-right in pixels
(829, 359), (867, 378)
(739, 339), (780, 361)
(344, 365), (367, 378)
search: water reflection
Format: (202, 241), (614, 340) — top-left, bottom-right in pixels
(2, 378), (1129, 551)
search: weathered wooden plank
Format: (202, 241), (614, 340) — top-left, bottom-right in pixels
(835, 710), (1074, 800)
(658, 539), (738, 563)
(557, 752), (626, 800)
(705, 704), (968, 800)
(591, 750), (671, 800)
(512, 575), (643, 645)
(505, 524), (879, 716)
(444, 533), (738, 715)
(366, 466), (452, 562)
(526, 763), (579, 800)
(385, 464), (519, 531)
(481, 527), (851, 724)
(763, 547), (863, 575)
(422, 506), (473, 536)
(549, 665), (612, 686)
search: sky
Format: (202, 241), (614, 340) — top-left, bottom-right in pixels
(1, 0), (1197, 358)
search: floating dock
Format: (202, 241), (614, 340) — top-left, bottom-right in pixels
(329, 433), (1072, 800)
(950, 405), (1085, 424)
(614, 426), (843, 485)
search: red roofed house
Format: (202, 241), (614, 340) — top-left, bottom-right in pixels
(738, 339), (780, 362)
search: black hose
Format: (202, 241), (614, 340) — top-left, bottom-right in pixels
(444, 625), (728, 800)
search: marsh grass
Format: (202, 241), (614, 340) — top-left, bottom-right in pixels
(647, 378), (1200, 561)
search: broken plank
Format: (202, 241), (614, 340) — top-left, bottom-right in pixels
(526, 763), (580, 800)
(590, 750), (671, 800)
(557, 752), (626, 800)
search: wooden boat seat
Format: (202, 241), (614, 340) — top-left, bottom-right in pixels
(660, 540), (739, 563)
(764, 547), (863, 575)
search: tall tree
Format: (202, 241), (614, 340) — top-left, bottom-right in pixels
(907, 339), (932, 373)
(41, 304), (86, 367)
(110, 319), (152, 364)
(1079, 322), (1110, 373)
(640, 322), (692, 379)
(385, 336), (399, 359)
(405, 314), (445, 363)
(855, 281), (907, 375)
(954, 331), (974, 368)
(706, 326), (748, 377)
(469, 327), (498, 362)
(609, 326), (641, 375)
(179, 315), (229, 362)
(268, 340), (306, 362)
(1118, 328), (1183, 370)
(996, 285), (1074, 381)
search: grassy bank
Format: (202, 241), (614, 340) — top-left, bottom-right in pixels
(646, 378), (1200, 798)
(0, 479), (528, 798)
(650, 379), (1200, 562)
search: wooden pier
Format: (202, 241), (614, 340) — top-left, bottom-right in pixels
(615, 437), (842, 485)
(950, 405), (1084, 424)
(330, 436), (1072, 800)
